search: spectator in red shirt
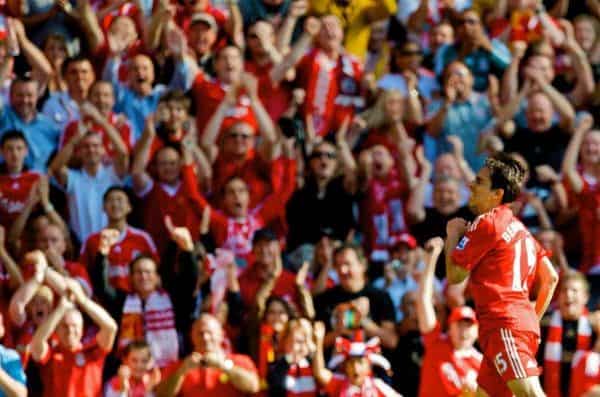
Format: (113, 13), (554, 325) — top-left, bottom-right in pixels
(312, 322), (401, 397)
(60, 81), (134, 165)
(132, 125), (204, 256)
(0, 130), (41, 229)
(156, 313), (260, 396)
(104, 340), (162, 397)
(416, 237), (481, 396)
(80, 186), (158, 293)
(200, 71), (279, 208)
(29, 251), (118, 397)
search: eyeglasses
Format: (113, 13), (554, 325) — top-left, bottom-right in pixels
(459, 18), (480, 25)
(311, 151), (336, 159)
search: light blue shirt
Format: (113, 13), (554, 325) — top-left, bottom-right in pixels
(373, 275), (418, 321)
(103, 57), (194, 140)
(377, 69), (440, 102)
(0, 106), (61, 171)
(41, 91), (80, 132)
(0, 344), (26, 397)
(425, 92), (494, 171)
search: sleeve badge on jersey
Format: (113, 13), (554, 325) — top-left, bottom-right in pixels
(456, 237), (469, 250)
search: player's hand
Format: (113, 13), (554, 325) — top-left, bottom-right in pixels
(296, 261), (310, 287)
(25, 250), (48, 283)
(446, 218), (468, 238)
(352, 297), (370, 318)
(118, 364), (131, 391)
(577, 112), (595, 132)
(535, 165), (559, 184)
(313, 321), (326, 343)
(99, 228), (120, 256)
(45, 245), (67, 275)
(165, 216), (194, 252)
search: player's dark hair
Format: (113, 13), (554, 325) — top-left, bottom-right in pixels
(61, 55), (92, 77)
(159, 89), (191, 112)
(485, 152), (526, 204)
(129, 254), (158, 277)
(0, 130), (27, 147)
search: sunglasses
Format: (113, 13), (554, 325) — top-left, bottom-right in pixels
(311, 151), (336, 159)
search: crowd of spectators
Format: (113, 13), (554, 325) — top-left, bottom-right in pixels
(0, 0), (598, 395)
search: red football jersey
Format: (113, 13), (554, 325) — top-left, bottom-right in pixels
(0, 171), (41, 228)
(451, 205), (548, 337)
(61, 113), (134, 162)
(419, 322), (482, 397)
(245, 60), (292, 122)
(37, 341), (109, 397)
(80, 226), (158, 293)
(296, 49), (364, 137)
(191, 72), (257, 137)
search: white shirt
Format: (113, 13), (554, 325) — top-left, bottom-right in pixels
(67, 164), (123, 243)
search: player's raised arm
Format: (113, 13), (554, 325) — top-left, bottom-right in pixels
(417, 237), (445, 333)
(444, 218), (471, 284)
(533, 256), (559, 321)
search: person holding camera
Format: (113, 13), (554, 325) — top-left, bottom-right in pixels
(313, 244), (397, 350)
(156, 313), (260, 397)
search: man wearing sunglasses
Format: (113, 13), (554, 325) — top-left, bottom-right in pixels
(434, 9), (511, 92)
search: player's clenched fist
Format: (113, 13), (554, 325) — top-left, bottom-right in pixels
(446, 218), (468, 238)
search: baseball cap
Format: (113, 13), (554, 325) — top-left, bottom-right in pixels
(190, 12), (218, 31)
(392, 233), (417, 250)
(448, 306), (478, 325)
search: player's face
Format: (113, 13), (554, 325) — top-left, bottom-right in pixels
(435, 154), (461, 179)
(223, 123), (255, 157)
(10, 81), (39, 118)
(223, 178), (250, 217)
(344, 357), (370, 386)
(43, 37), (68, 66)
(89, 82), (115, 115)
(104, 190), (132, 221)
(125, 348), (153, 379)
(129, 55), (155, 93)
(284, 326), (310, 361)
(1, 138), (28, 169)
(161, 100), (188, 131)
(318, 16), (343, 53)
(370, 145), (393, 179)
(559, 279), (589, 320)
(131, 258), (160, 298)
(431, 24), (454, 50)
(265, 300), (289, 332)
(253, 240), (280, 280)
(27, 294), (52, 326)
(526, 93), (553, 133)
(575, 18), (596, 52)
(309, 142), (337, 180)
(468, 167), (502, 215)
(188, 22), (217, 56)
(155, 147), (182, 184)
(433, 180), (461, 214)
(448, 320), (478, 350)
(334, 249), (366, 290)
(57, 310), (84, 351)
(191, 316), (223, 354)
(526, 55), (555, 83)
(383, 91), (403, 122)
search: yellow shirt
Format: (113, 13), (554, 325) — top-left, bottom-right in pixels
(310, 0), (397, 61)
(471, 0), (495, 15)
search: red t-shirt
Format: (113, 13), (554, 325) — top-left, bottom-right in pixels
(191, 72), (257, 137)
(60, 113), (134, 162)
(37, 341), (109, 397)
(360, 169), (409, 261)
(418, 322), (482, 397)
(0, 170), (41, 228)
(137, 165), (204, 255)
(451, 205), (548, 337)
(80, 226), (158, 293)
(570, 351), (600, 397)
(238, 266), (299, 309)
(162, 353), (258, 397)
(565, 172), (600, 274)
(245, 60), (292, 122)
(296, 49), (363, 137)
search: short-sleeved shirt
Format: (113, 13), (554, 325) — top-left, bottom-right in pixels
(450, 205), (548, 337)
(41, 91), (80, 132)
(0, 344), (26, 397)
(0, 107), (61, 171)
(80, 226), (158, 292)
(66, 164), (123, 243)
(162, 353), (258, 397)
(418, 322), (482, 397)
(0, 170), (41, 228)
(37, 341), (109, 397)
(314, 284), (396, 330)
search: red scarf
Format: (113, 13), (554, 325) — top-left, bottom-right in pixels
(258, 323), (277, 390)
(285, 358), (318, 397)
(544, 310), (592, 397)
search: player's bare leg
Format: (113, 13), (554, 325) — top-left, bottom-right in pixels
(507, 377), (545, 397)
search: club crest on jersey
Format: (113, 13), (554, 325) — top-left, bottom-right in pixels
(457, 237), (469, 250)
